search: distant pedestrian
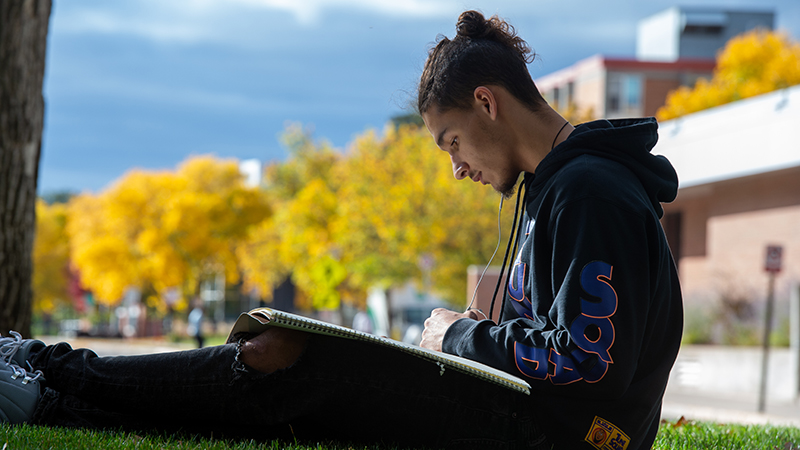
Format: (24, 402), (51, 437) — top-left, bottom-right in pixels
(187, 301), (205, 348)
(351, 310), (373, 334)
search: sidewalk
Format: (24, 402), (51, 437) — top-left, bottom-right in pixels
(662, 344), (800, 427)
(39, 336), (196, 357)
(662, 388), (800, 427)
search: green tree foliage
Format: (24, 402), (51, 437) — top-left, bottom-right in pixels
(332, 124), (509, 304)
(239, 123), (510, 309)
(236, 124), (342, 310)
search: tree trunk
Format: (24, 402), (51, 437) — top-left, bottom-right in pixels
(0, 0), (51, 337)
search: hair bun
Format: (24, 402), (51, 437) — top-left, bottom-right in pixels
(456, 10), (488, 38)
(452, 10), (534, 64)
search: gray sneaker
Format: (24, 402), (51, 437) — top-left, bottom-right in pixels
(0, 331), (45, 423)
(0, 356), (44, 423)
(0, 331), (45, 368)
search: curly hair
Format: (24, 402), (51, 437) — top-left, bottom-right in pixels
(417, 10), (545, 114)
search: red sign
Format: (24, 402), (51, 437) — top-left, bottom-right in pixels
(765, 245), (783, 273)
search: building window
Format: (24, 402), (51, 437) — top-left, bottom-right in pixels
(682, 11), (727, 36)
(607, 73), (642, 116)
(625, 76), (641, 111)
(683, 24), (723, 35)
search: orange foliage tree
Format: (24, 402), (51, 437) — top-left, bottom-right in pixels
(657, 29), (800, 121)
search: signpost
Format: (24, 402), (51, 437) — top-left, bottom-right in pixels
(765, 246), (783, 274)
(758, 245), (782, 413)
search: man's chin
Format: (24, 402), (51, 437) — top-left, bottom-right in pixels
(495, 181), (518, 199)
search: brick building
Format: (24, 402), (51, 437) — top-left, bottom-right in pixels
(536, 56), (715, 119)
(534, 6), (774, 120)
(656, 84), (800, 307)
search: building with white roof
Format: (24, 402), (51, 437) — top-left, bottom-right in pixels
(654, 84), (800, 306)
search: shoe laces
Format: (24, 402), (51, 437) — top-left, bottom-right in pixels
(7, 363), (43, 385)
(0, 331), (25, 364)
(1, 331), (44, 385)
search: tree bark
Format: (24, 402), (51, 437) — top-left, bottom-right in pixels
(0, 0), (51, 337)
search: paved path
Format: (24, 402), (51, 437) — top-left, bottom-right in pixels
(39, 336), (196, 357)
(662, 389), (800, 427)
(40, 336), (800, 428)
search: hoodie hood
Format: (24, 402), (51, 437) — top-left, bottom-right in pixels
(528, 117), (678, 218)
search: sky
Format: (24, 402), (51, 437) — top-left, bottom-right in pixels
(38, 0), (800, 194)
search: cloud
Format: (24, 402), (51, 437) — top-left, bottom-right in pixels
(54, 8), (209, 43)
(53, 71), (279, 113)
(53, 1), (226, 44)
(234, 0), (455, 25)
(53, 0), (457, 45)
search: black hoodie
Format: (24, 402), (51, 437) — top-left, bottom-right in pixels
(442, 118), (683, 450)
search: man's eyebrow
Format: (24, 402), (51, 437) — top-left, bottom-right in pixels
(436, 127), (448, 149)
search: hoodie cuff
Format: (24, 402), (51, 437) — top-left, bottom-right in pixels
(442, 317), (480, 355)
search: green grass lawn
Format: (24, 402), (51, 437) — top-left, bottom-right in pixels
(652, 419), (800, 449)
(2, 419), (799, 449)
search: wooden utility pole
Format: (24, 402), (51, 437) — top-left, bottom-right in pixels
(0, 0), (52, 337)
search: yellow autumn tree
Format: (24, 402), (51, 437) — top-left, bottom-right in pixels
(332, 123), (511, 305)
(68, 156), (270, 311)
(658, 29), (800, 120)
(239, 123), (509, 311)
(237, 125), (344, 310)
(32, 199), (71, 314)
(556, 103), (596, 125)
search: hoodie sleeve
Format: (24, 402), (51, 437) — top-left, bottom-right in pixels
(442, 184), (659, 400)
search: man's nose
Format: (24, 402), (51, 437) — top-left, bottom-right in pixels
(452, 160), (469, 180)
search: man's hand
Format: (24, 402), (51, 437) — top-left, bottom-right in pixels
(420, 308), (480, 352)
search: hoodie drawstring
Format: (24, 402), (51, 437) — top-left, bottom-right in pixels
(489, 178), (526, 322)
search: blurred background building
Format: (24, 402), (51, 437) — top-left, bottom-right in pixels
(656, 84), (800, 305)
(535, 6), (774, 119)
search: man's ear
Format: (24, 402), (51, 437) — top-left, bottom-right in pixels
(473, 86), (497, 121)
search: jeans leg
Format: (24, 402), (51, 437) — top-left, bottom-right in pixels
(29, 336), (550, 449)
(30, 341), (252, 434)
(232, 336), (550, 449)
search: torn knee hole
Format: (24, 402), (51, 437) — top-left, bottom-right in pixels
(238, 328), (308, 374)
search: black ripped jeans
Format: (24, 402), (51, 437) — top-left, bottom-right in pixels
(29, 334), (550, 449)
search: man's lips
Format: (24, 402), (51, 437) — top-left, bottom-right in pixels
(472, 172), (488, 185)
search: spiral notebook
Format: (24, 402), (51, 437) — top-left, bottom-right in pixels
(228, 307), (530, 395)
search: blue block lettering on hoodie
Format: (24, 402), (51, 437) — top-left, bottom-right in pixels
(514, 260), (616, 384)
(508, 221), (534, 319)
(509, 259), (533, 319)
